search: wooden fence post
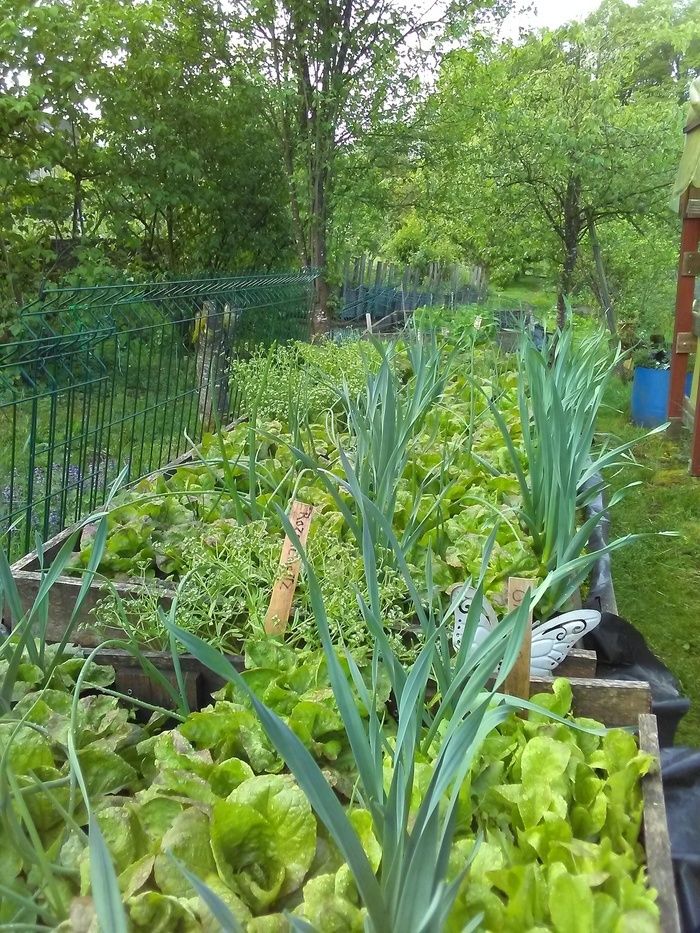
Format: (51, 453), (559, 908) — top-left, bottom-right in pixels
(195, 299), (234, 431)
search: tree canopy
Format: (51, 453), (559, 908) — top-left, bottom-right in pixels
(1, 0), (698, 335)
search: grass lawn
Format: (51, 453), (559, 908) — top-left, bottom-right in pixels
(599, 377), (700, 746)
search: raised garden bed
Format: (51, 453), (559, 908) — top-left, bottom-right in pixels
(0, 638), (676, 931)
(6, 491), (639, 716)
(7, 416), (246, 643)
(5, 332), (658, 725)
(10, 522), (178, 646)
(9, 510), (652, 720)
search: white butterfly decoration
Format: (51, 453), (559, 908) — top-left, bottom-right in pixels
(451, 586), (601, 676)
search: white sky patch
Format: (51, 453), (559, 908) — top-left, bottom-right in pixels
(501, 0), (606, 37)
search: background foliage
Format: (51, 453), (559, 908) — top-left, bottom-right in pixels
(1, 0), (698, 336)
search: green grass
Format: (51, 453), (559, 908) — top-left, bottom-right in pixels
(599, 378), (700, 745)
(492, 280), (557, 315)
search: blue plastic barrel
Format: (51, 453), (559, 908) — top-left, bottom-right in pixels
(631, 366), (692, 427)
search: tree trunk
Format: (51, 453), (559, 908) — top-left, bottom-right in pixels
(585, 207), (618, 338)
(166, 205), (176, 272)
(71, 174), (83, 242)
(309, 148), (331, 337)
(309, 219), (329, 336)
(556, 177), (582, 330)
(557, 249), (577, 330)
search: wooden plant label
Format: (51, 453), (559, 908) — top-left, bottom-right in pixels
(474, 314), (482, 330)
(503, 577), (533, 709)
(365, 312), (373, 333)
(264, 501), (315, 636)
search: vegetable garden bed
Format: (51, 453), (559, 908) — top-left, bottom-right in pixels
(0, 323), (683, 931)
(6, 330), (657, 715)
(0, 634), (677, 931)
(10, 517), (649, 720)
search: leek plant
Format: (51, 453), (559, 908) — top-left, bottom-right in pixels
(487, 327), (664, 616)
(165, 488), (605, 933)
(164, 523), (534, 933)
(281, 336), (459, 562)
(335, 338), (452, 548)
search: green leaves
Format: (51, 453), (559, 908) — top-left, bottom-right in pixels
(227, 775), (317, 898)
(486, 327), (653, 617)
(1, 624), (659, 933)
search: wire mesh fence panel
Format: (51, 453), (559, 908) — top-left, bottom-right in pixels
(0, 271), (315, 560)
(338, 256), (486, 323)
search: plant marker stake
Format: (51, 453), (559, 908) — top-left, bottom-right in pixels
(264, 500), (314, 635)
(503, 577), (532, 716)
(365, 312), (373, 334)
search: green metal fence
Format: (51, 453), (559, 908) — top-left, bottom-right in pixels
(0, 271), (315, 560)
(339, 256), (487, 322)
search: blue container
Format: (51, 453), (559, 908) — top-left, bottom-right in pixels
(631, 366), (692, 427)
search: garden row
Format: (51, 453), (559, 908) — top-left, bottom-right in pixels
(0, 316), (678, 931)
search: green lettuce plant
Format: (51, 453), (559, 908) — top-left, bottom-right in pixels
(162, 479), (609, 932)
(0, 465), (128, 711)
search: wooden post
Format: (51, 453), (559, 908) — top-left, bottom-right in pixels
(195, 299), (234, 431)
(264, 501), (314, 636)
(503, 577), (533, 710)
(669, 191), (700, 443)
(693, 324), (700, 474)
(342, 255), (351, 314)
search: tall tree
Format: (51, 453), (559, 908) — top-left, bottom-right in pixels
(412, 0), (696, 328)
(229, 0), (508, 330)
(0, 0), (294, 312)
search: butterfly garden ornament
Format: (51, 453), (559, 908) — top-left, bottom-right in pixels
(451, 585), (601, 676)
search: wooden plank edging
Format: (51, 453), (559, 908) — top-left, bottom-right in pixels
(529, 674), (651, 727)
(639, 713), (681, 933)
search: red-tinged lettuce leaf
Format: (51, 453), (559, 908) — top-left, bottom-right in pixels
(181, 702), (282, 774)
(153, 730), (214, 779)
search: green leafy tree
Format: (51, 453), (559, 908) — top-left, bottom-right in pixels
(228, 0), (511, 329)
(412, 0), (697, 328)
(0, 0), (294, 314)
